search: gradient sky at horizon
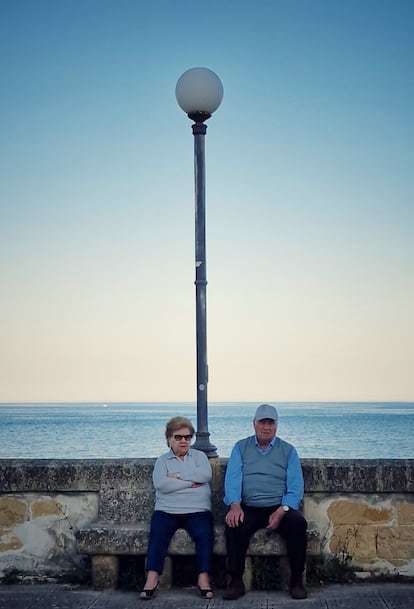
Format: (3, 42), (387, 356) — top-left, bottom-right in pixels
(1, 0), (413, 403)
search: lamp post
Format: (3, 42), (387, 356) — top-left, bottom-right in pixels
(176, 67), (223, 458)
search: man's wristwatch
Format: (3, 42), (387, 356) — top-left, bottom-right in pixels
(282, 505), (290, 512)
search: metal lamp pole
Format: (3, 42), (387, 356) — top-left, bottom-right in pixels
(176, 68), (223, 458)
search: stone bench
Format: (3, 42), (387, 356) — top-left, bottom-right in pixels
(76, 522), (320, 590)
(76, 523), (320, 590)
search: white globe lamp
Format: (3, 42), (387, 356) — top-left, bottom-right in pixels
(176, 67), (223, 122)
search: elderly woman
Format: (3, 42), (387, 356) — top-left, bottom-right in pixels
(140, 416), (214, 600)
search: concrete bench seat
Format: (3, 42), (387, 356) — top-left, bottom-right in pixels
(75, 522), (321, 589)
(76, 523), (294, 556)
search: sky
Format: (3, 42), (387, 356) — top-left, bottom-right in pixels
(1, 0), (413, 403)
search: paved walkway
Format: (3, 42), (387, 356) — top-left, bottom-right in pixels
(0, 582), (413, 609)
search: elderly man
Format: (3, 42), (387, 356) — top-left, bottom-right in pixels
(223, 404), (307, 600)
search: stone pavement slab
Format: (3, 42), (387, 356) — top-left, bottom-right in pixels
(0, 582), (413, 609)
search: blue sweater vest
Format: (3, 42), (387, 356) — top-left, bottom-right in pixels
(237, 435), (293, 507)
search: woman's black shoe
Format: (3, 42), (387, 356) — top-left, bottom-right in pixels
(139, 582), (159, 600)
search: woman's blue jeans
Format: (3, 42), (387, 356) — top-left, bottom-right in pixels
(146, 510), (214, 575)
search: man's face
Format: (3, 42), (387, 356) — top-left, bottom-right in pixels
(254, 417), (277, 446)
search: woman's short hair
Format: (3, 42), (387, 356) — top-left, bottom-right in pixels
(165, 416), (195, 443)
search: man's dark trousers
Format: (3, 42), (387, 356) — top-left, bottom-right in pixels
(225, 504), (307, 582)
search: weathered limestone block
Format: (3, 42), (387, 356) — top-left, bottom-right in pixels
(0, 459), (102, 492)
(31, 497), (62, 519)
(0, 496), (27, 526)
(0, 530), (23, 551)
(303, 495), (330, 543)
(91, 555), (119, 589)
(302, 460), (384, 492)
(98, 488), (155, 523)
(0, 491), (99, 580)
(77, 524), (151, 555)
(98, 460), (156, 523)
(328, 500), (392, 525)
(210, 459), (227, 522)
(377, 526), (414, 560)
(397, 501), (414, 525)
(242, 556), (290, 592)
(330, 525), (378, 560)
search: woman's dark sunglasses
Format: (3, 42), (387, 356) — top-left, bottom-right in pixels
(173, 434), (193, 441)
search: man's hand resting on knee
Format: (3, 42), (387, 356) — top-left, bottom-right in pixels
(225, 502), (244, 527)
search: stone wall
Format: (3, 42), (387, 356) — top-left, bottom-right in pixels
(0, 459), (413, 580)
(302, 459), (414, 578)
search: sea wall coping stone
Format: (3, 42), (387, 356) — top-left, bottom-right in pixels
(2, 458), (413, 493)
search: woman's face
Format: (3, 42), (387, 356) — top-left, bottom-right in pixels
(169, 426), (193, 457)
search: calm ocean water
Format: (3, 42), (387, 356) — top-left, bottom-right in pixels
(0, 402), (413, 460)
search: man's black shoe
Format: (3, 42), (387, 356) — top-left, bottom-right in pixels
(290, 583), (308, 599)
(223, 578), (245, 600)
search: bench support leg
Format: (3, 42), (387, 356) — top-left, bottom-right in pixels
(243, 556), (291, 592)
(279, 556), (290, 591)
(159, 556), (173, 589)
(144, 556), (172, 590)
(91, 555), (119, 590)
(243, 556), (253, 592)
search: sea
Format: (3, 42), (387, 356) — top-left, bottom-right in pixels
(0, 402), (413, 460)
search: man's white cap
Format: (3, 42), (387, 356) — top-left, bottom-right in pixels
(254, 404), (278, 421)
